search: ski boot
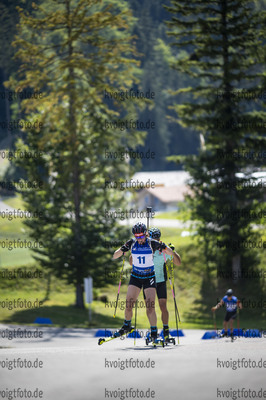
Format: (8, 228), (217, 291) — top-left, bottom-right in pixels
(163, 329), (176, 345)
(151, 328), (164, 347)
(113, 323), (133, 338)
(161, 327), (175, 345)
(221, 330), (228, 338)
(145, 331), (164, 347)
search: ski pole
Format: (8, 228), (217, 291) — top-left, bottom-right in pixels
(237, 300), (240, 331)
(113, 254), (125, 318)
(163, 253), (181, 323)
(163, 252), (180, 344)
(170, 254), (179, 319)
(134, 299), (138, 346)
(171, 256), (175, 287)
(212, 309), (217, 331)
(146, 206), (152, 232)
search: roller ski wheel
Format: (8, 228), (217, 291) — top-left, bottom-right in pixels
(152, 338), (164, 347)
(145, 331), (153, 346)
(98, 338), (106, 345)
(164, 336), (176, 345)
(145, 332), (164, 347)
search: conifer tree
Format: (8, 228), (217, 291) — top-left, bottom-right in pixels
(9, 0), (145, 307)
(165, 0), (266, 281)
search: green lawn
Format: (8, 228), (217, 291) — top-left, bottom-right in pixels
(155, 205), (191, 221)
(1, 194), (25, 209)
(0, 197), (35, 267)
(0, 195), (265, 330)
(0, 245), (265, 330)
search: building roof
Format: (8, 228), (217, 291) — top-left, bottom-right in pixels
(132, 171), (190, 187)
(143, 184), (189, 203)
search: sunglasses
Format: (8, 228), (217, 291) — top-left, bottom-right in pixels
(134, 234), (146, 239)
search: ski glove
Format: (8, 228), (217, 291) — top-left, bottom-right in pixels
(158, 243), (167, 252)
(120, 244), (131, 253)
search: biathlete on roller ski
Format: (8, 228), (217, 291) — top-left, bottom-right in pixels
(129, 227), (181, 341)
(112, 222), (175, 343)
(211, 289), (242, 337)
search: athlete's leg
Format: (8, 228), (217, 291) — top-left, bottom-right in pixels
(125, 284), (141, 320)
(144, 287), (157, 327)
(157, 282), (168, 325)
(223, 320), (228, 332)
(229, 316), (235, 332)
(113, 283), (141, 337)
(158, 298), (169, 325)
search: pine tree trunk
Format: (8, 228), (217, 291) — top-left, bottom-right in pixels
(75, 282), (84, 309)
(3, 70), (12, 148)
(232, 254), (241, 284)
(66, 0), (83, 309)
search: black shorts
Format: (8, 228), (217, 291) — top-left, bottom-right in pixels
(143, 280), (167, 300)
(156, 281), (167, 299)
(224, 311), (237, 322)
(129, 274), (156, 290)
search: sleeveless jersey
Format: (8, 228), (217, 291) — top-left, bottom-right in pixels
(222, 295), (238, 311)
(131, 238), (154, 278)
(120, 237), (167, 279)
(153, 250), (171, 283)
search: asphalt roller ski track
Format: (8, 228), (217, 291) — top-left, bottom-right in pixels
(0, 324), (265, 400)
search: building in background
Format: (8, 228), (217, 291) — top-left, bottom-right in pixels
(130, 171), (191, 212)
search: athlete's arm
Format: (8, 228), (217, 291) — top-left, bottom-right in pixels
(151, 239), (174, 256)
(129, 255), (133, 265)
(237, 299), (242, 309)
(173, 251), (181, 266)
(167, 243), (181, 266)
(113, 249), (123, 259)
(211, 299), (224, 311)
(112, 239), (133, 260)
(163, 246), (174, 257)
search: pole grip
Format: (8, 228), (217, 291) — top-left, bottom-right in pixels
(146, 206), (152, 231)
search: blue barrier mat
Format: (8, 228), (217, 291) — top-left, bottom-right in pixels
(34, 317), (52, 324)
(160, 329), (185, 338)
(128, 330), (142, 338)
(220, 329), (244, 336)
(244, 329), (261, 338)
(170, 329), (185, 337)
(203, 328), (261, 339)
(95, 329), (112, 337)
(202, 331), (219, 339)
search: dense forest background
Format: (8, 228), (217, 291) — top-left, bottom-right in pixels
(1, 0), (265, 171)
(0, 0), (202, 171)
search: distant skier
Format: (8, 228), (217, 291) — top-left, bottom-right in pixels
(212, 289), (242, 337)
(112, 222), (174, 343)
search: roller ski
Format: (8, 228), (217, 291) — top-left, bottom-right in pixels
(163, 334), (176, 345)
(219, 330), (234, 342)
(145, 331), (165, 347)
(98, 324), (135, 345)
(162, 327), (176, 345)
